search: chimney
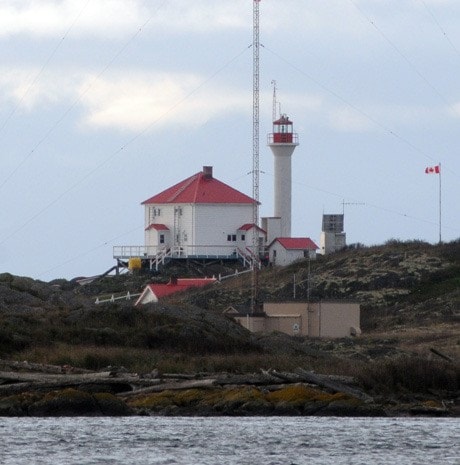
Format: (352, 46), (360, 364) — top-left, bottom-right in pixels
(203, 166), (213, 179)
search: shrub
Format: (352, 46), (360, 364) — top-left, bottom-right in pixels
(354, 357), (459, 394)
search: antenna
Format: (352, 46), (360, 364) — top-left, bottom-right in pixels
(271, 79), (277, 121)
(342, 200), (365, 216)
(251, 0), (260, 313)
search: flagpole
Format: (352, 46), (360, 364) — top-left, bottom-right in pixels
(438, 162), (442, 244)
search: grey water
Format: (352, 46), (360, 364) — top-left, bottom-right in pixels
(0, 417), (458, 465)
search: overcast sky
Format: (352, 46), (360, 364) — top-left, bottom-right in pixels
(0, 0), (459, 281)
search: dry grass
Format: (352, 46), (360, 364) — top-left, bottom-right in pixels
(364, 324), (460, 357)
(351, 356), (459, 395)
(12, 344), (348, 375)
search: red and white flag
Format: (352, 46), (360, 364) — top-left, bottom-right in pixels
(425, 165), (440, 174)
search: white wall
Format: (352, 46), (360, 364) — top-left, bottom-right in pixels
(193, 204), (253, 255)
(261, 217), (281, 245)
(144, 203), (194, 248)
(144, 202), (253, 256)
(269, 242), (304, 266)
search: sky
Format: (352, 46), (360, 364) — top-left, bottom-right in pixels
(0, 0), (459, 281)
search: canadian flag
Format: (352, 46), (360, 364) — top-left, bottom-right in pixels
(425, 165), (440, 174)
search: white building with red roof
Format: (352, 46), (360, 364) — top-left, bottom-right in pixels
(114, 166), (265, 269)
(268, 237), (318, 267)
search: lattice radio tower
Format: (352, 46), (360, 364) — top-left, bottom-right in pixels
(251, 0), (260, 312)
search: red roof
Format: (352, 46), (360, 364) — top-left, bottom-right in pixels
(145, 224), (169, 231)
(273, 115), (293, 125)
(145, 278), (216, 299)
(238, 223), (266, 233)
(142, 168), (255, 205)
(271, 237), (318, 250)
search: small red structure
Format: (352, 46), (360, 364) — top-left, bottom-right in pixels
(268, 114), (298, 144)
(135, 277), (217, 305)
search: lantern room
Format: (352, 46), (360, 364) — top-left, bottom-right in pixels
(268, 114), (299, 144)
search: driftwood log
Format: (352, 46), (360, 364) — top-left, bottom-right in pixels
(0, 360), (372, 402)
(0, 370), (160, 396)
(294, 368), (374, 403)
(0, 360), (92, 374)
(430, 348), (454, 363)
(118, 379), (217, 398)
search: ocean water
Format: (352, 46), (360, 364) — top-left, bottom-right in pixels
(0, 416), (458, 465)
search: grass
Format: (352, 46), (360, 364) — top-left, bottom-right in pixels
(11, 344), (343, 374)
(351, 357), (459, 395)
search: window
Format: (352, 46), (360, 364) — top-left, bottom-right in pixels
(227, 234), (237, 242)
(241, 234), (245, 241)
(149, 207), (161, 219)
(159, 234), (165, 244)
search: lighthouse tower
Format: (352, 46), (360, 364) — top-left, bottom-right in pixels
(268, 114), (299, 237)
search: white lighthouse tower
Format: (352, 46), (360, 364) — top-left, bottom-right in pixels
(268, 114), (299, 237)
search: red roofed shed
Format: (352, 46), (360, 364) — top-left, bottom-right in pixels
(268, 237), (318, 266)
(135, 277), (217, 305)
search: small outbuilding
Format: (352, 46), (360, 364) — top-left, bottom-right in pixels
(226, 301), (361, 338)
(135, 277), (217, 305)
(268, 237), (318, 267)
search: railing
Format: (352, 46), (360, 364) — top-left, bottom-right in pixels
(95, 291), (142, 305)
(113, 245), (157, 258)
(244, 246), (262, 269)
(267, 133), (299, 145)
(236, 247), (262, 270)
(114, 244), (266, 273)
(95, 269), (252, 304)
(218, 268), (253, 281)
(114, 244), (240, 259)
(151, 247), (173, 271)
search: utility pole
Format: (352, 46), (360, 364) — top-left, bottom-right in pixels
(251, 0), (260, 313)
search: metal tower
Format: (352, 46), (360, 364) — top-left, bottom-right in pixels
(251, 0), (260, 313)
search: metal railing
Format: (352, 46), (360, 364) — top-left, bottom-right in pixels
(95, 291), (142, 305)
(113, 244), (240, 259)
(113, 244), (263, 272)
(267, 132), (299, 145)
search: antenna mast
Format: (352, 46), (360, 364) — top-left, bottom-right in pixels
(271, 79), (277, 121)
(251, 0), (260, 312)
(342, 200), (365, 215)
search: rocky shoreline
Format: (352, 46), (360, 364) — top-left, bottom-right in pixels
(0, 362), (457, 418)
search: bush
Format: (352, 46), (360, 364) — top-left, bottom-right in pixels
(354, 357), (459, 394)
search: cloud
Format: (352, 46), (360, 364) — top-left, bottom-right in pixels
(0, 0), (252, 38)
(449, 102), (460, 118)
(327, 102), (453, 133)
(0, 62), (456, 136)
(0, 0), (404, 40)
(0, 66), (81, 111)
(1, 0), (459, 50)
(328, 106), (375, 132)
(0, 0), (149, 38)
(0, 65), (249, 131)
(80, 72), (249, 131)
